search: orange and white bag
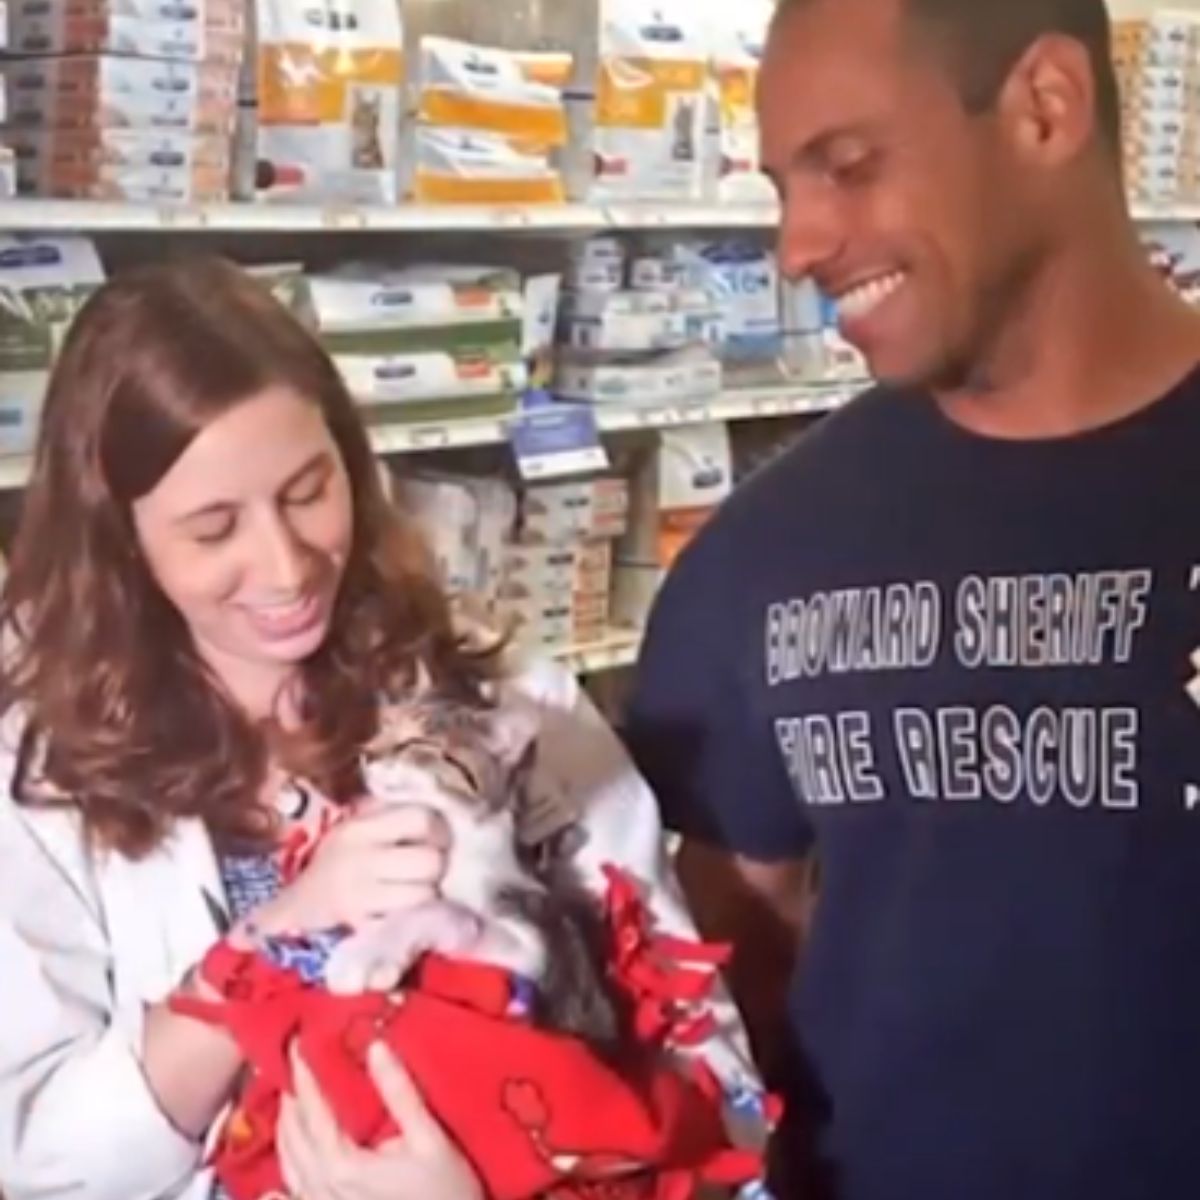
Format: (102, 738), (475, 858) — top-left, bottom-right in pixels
(408, 36), (570, 204)
(253, 0), (403, 204)
(708, 0), (775, 203)
(584, 0), (708, 202)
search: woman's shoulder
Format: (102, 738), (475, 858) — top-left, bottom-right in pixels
(493, 648), (581, 713)
(453, 615), (583, 716)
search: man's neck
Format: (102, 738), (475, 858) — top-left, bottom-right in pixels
(935, 212), (1200, 441)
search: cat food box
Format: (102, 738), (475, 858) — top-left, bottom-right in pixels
(3, 55), (239, 131)
(8, 0), (243, 61)
(12, 130), (228, 200)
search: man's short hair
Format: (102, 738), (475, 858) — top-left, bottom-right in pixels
(777, 0), (1121, 154)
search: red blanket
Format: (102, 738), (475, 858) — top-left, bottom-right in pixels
(173, 867), (774, 1200)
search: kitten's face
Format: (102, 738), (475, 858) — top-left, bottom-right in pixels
(365, 699), (537, 818)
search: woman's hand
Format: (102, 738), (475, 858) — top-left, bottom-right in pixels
(278, 1041), (485, 1200)
(253, 801), (451, 937)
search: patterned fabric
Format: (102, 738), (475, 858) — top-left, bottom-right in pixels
(220, 852), (283, 923)
(212, 850), (283, 1200)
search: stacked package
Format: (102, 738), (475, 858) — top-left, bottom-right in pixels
(498, 476), (629, 653)
(392, 466), (629, 653)
(395, 469), (517, 607)
(612, 422), (731, 629)
(773, 275), (870, 384)
(305, 264), (528, 425)
(246, 0), (404, 204)
(638, 237), (785, 387)
(705, 0), (775, 204)
(583, 0), (706, 202)
(1, 0), (242, 201)
(0, 235), (105, 454)
(1113, 11), (1200, 210)
(553, 236), (723, 407)
(406, 35), (570, 205)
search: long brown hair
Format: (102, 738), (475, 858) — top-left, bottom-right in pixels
(0, 255), (496, 857)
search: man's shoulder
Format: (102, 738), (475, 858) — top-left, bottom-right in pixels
(683, 383), (914, 564)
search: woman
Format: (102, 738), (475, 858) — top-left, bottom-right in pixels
(0, 257), (764, 1200)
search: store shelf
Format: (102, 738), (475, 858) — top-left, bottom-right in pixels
(370, 381), (856, 455)
(0, 199), (774, 235)
(0, 381), (853, 490)
(0, 198), (1193, 235)
(553, 626), (642, 676)
(1132, 203), (1200, 223)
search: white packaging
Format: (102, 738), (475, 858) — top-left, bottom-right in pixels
(564, 257), (624, 294)
(253, 0), (403, 204)
(409, 125), (562, 204)
(707, 0), (776, 203)
(0, 235), (105, 453)
(501, 541), (612, 601)
(613, 421), (732, 625)
(554, 346), (721, 405)
(9, 0), (242, 61)
(565, 308), (689, 353)
(630, 254), (686, 292)
(583, 0), (708, 201)
(517, 476), (629, 545)
(307, 264), (522, 333)
(338, 350), (527, 407)
(416, 36), (567, 146)
(562, 289), (671, 319)
(674, 241), (782, 364)
(3, 55), (239, 132)
(398, 472), (516, 602)
(522, 273), (562, 360)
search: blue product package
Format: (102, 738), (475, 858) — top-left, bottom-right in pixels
(679, 240), (782, 363)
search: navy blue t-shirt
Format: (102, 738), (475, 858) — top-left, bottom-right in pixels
(627, 371), (1200, 1200)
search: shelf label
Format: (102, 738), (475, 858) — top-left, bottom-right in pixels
(321, 206), (368, 230)
(407, 426), (452, 451)
(510, 402), (609, 481)
(156, 205), (207, 229)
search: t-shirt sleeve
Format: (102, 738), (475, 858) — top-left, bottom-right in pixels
(624, 545), (814, 864)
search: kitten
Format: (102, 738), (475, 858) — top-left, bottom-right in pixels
(323, 696), (620, 1049)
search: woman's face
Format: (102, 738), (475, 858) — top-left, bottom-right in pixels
(132, 385), (354, 716)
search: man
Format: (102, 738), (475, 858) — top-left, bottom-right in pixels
(625, 1), (1200, 1198)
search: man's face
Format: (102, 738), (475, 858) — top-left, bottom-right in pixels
(760, 0), (1040, 389)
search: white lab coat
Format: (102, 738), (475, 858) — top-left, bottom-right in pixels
(0, 659), (762, 1200)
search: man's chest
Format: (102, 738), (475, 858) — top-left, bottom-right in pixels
(744, 541), (1200, 825)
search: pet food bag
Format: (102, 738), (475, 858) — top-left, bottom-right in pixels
(308, 263), (528, 422)
(252, 0), (403, 203)
(707, 0), (775, 203)
(575, 0), (708, 202)
(407, 36), (569, 204)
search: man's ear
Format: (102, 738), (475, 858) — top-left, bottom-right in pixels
(995, 33), (1099, 168)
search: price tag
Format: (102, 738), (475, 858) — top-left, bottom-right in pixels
(156, 205), (207, 229)
(509, 403), (609, 481)
(321, 206), (368, 231)
(407, 425), (452, 451)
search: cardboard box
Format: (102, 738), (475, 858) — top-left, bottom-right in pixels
(2, 55), (238, 131)
(516, 476), (629, 544)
